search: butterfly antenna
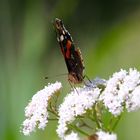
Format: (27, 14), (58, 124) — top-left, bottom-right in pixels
(45, 73), (68, 79)
(84, 74), (92, 83)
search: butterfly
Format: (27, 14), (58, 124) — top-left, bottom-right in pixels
(53, 18), (85, 84)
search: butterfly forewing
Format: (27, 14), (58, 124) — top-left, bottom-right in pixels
(53, 18), (85, 84)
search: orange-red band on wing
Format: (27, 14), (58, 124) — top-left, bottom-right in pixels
(66, 40), (72, 58)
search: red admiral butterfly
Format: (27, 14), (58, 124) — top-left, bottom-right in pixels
(53, 18), (85, 84)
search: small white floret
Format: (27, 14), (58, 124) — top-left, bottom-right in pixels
(64, 132), (80, 140)
(96, 130), (117, 140)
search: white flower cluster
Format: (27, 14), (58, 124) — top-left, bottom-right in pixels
(64, 132), (80, 140)
(57, 86), (100, 138)
(100, 68), (140, 116)
(21, 82), (62, 135)
(96, 130), (117, 140)
(21, 68), (140, 139)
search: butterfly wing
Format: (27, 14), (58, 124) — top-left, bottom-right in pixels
(54, 18), (85, 84)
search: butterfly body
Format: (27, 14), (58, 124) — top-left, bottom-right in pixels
(54, 18), (85, 84)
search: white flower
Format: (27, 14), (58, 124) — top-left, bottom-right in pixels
(126, 85), (140, 112)
(64, 132), (80, 140)
(118, 68), (140, 98)
(86, 77), (106, 88)
(100, 68), (140, 116)
(57, 86), (100, 138)
(21, 81), (62, 135)
(96, 130), (117, 140)
(100, 69), (127, 116)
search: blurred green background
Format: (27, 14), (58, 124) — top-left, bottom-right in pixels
(1, 0), (140, 140)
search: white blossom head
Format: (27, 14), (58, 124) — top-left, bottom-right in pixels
(100, 68), (140, 116)
(96, 130), (117, 140)
(56, 86), (101, 138)
(21, 81), (62, 135)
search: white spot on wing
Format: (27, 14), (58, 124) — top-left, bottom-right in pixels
(62, 30), (65, 35)
(60, 35), (64, 41)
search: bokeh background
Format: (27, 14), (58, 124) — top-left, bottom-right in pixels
(1, 0), (140, 140)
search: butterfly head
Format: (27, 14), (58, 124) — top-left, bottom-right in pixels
(53, 18), (72, 43)
(54, 18), (66, 36)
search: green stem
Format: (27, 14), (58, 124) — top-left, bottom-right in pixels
(89, 115), (95, 122)
(112, 114), (122, 131)
(94, 107), (102, 129)
(48, 109), (59, 117)
(80, 119), (94, 130)
(48, 101), (59, 117)
(68, 124), (89, 136)
(48, 118), (58, 121)
(54, 93), (60, 108)
(107, 116), (114, 132)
